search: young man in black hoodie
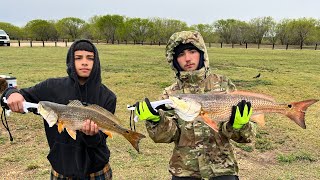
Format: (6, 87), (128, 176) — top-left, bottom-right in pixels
(2, 40), (116, 179)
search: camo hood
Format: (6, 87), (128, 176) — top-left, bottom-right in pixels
(165, 31), (210, 82)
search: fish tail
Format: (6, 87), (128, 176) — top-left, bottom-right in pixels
(285, 99), (318, 129)
(123, 130), (146, 152)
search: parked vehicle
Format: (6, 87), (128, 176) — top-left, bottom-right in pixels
(0, 29), (10, 46)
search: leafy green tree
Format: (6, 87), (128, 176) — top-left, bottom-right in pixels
(265, 20), (278, 44)
(81, 23), (95, 40)
(315, 20), (320, 44)
(117, 17), (131, 42)
(56, 17), (85, 40)
(149, 17), (164, 43)
(96, 15), (125, 43)
(236, 21), (251, 44)
(214, 19), (247, 44)
(0, 22), (23, 40)
(276, 19), (291, 45)
(214, 19), (233, 43)
(85, 15), (102, 40)
(287, 18), (317, 46)
(163, 19), (189, 42)
(230, 20), (250, 44)
(125, 18), (152, 43)
(248, 16), (274, 44)
(24, 19), (58, 40)
(190, 24), (214, 42)
(149, 18), (188, 43)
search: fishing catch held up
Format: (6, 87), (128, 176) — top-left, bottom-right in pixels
(168, 91), (318, 131)
(38, 100), (146, 152)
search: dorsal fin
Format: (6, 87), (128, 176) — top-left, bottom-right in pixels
(67, 100), (84, 107)
(250, 113), (266, 126)
(228, 90), (275, 102)
(66, 128), (77, 140)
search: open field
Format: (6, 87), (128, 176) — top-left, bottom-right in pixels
(0, 45), (319, 180)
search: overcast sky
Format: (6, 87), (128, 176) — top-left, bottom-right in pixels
(1, 0), (319, 27)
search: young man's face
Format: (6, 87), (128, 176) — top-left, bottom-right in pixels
(74, 50), (94, 81)
(176, 49), (200, 71)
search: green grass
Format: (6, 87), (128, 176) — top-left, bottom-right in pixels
(0, 45), (320, 179)
(277, 151), (317, 163)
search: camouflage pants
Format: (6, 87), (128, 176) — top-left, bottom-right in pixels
(172, 175), (239, 180)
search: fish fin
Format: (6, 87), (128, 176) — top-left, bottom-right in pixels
(103, 130), (113, 138)
(122, 130), (146, 152)
(201, 113), (219, 132)
(67, 100), (84, 107)
(66, 128), (77, 140)
(250, 114), (265, 127)
(286, 99), (319, 129)
(229, 90), (275, 102)
(57, 121), (65, 133)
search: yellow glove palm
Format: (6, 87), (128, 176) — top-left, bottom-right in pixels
(230, 100), (253, 129)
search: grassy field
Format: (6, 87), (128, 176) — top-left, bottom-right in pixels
(0, 45), (319, 180)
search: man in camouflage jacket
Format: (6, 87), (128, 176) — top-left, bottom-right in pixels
(136, 31), (255, 180)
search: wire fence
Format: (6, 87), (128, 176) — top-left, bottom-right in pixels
(3, 40), (319, 50)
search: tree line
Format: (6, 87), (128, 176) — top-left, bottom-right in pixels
(0, 15), (319, 46)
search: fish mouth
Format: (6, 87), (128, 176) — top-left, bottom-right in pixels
(168, 96), (201, 121)
(38, 102), (58, 127)
(168, 96), (182, 109)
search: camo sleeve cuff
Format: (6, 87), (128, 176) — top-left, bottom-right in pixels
(221, 121), (256, 143)
(145, 109), (179, 143)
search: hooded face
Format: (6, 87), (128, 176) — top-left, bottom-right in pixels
(174, 43), (202, 71)
(176, 49), (200, 71)
(165, 31), (210, 80)
(66, 40), (101, 85)
(74, 50), (94, 84)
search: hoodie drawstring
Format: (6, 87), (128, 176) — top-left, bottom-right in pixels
(1, 108), (14, 141)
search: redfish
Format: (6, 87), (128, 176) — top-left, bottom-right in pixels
(38, 100), (146, 152)
(168, 91), (318, 131)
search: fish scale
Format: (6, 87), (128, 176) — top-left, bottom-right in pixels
(201, 94), (288, 121)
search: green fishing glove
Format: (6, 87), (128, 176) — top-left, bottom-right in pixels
(135, 98), (160, 122)
(229, 100), (253, 129)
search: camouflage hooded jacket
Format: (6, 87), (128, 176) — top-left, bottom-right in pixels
(145, 31), (255, 178)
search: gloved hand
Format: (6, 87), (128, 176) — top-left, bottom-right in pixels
(135, 98), (160, 122)
(229, 100), (253, 129)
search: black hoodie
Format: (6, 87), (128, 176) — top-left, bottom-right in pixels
(4, 39), (116, 177)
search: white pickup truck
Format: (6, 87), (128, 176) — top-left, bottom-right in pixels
(0, 29), (10, 46)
